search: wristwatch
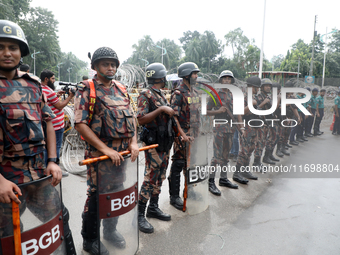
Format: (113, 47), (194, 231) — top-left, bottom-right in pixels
(47, 158), (59, 165)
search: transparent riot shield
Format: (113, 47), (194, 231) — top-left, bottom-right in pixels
(0, 175), (66, 255)
(185, 93), (209, 215)
(97, 155), (138, 255)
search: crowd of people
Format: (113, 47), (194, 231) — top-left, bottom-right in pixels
(0, 19), (339, 255)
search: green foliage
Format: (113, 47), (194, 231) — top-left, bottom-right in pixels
(0, 1), (88, 82)
(0, 0), (31, 21)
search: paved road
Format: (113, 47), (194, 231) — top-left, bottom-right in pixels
(61, 132), (340, 255)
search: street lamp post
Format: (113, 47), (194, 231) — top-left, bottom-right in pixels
(154, 44), (167, 64)
(57, 62), (63, 81)
(67, 67), (72, 82)
(31, 49), (42, 75)
(139, 58), (149, 68)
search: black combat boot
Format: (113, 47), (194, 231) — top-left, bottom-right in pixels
(82, 213), (109, 255)
(219, 178), (238, 189)
(103, 217), (126, 248)
(240, 165), (258, 180)
(269, 150), (280, 162)
(296, 136), (304, 143)
(209, 178), (221, 195)
(146, 196), (171, 221)
(169, 160), (185, 211)
(62, 206), (76, 255)
(232, 165), (249, 184)
(138, 201), (154, 233)
(252, 157), (263, 172)
(279, 143), (290, 156)
(275, 144), (284, 158)
(263, 150), (276, 165)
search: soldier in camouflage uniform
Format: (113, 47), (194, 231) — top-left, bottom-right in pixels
(254, 78), (279, 166)
(74, 47), (139, 255)
(272, 82), (290, 157)
(168, 62), (201, 210)
(137, 63), (173, 233)
(0, 20), (76, 254)
(233, 76), (261, 184)
(282, 81), (301, 146)
(206, 70), (238, 196)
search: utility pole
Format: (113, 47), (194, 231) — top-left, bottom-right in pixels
(258, 0), (266, 79)
(309, 15), (317, 76)
(297, 57), (300, 81)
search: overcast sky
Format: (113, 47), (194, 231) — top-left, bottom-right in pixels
(31, 0), (339, 67)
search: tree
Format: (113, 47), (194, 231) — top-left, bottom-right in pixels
(126, 35), (156, 68)
(224, 28), (250, 61)
(271, 55), (284, 70)
(20, 7), (61, 76)
(280, 39), (310, 77)
(200, 31), (221, 72)
(0, 0), (30, 21)
(185, 38), (202, 65)
(179, 30), (200, 52)
(329, 29), (340, 53)
(153, 38), (181, 70)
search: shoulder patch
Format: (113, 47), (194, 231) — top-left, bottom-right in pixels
(77, 83), (86, 91)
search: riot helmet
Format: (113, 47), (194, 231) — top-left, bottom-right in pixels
(178, 62), (200, 77)
(219, 70), (235, 83)
(261, 78), (272, 87)
(0, 20), (29, 57)
(272, 82), (281, 93)
(284, 80), (294, 88)
(246, 76), (261, 87)
(145, 63), (167, 86)
(90, 47), (120, 70)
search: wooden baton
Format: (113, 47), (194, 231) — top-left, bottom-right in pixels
(12, 194), (21, 255)
(79, 144), (159, 166)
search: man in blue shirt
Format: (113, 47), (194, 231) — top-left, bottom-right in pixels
(333, 91), (340, 135)
(314, 88), (326, 135)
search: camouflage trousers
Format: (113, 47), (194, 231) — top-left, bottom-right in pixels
(139, 145), (170, 203)
(236, 125), (258, 166)
(277, 124), (285, 144)
(254, 126), (269, 158)
(282, 126), (292, 145)
(265, 123), (279, 151)
(83, 138), (131, 213)
(210, 131), (233, 179)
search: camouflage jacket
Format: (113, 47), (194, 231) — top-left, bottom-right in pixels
(0, 70), (54, 184)
(170, 83), (200, 133)
(137, 85), (169, 129)
(74, 76), (135, 153)
(0, 70), (54, 160)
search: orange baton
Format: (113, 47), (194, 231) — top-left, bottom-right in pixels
(12, 194), (21, 255)
(79, 144), (159, 166)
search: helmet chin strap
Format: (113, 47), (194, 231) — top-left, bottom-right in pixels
(96, 65), (115, 80)
(0, 58), (23, 72)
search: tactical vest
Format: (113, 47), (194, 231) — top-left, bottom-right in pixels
(175, 85), (201, 130)
(84, 79), (135, 140)
(0, 76), (45, 161)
